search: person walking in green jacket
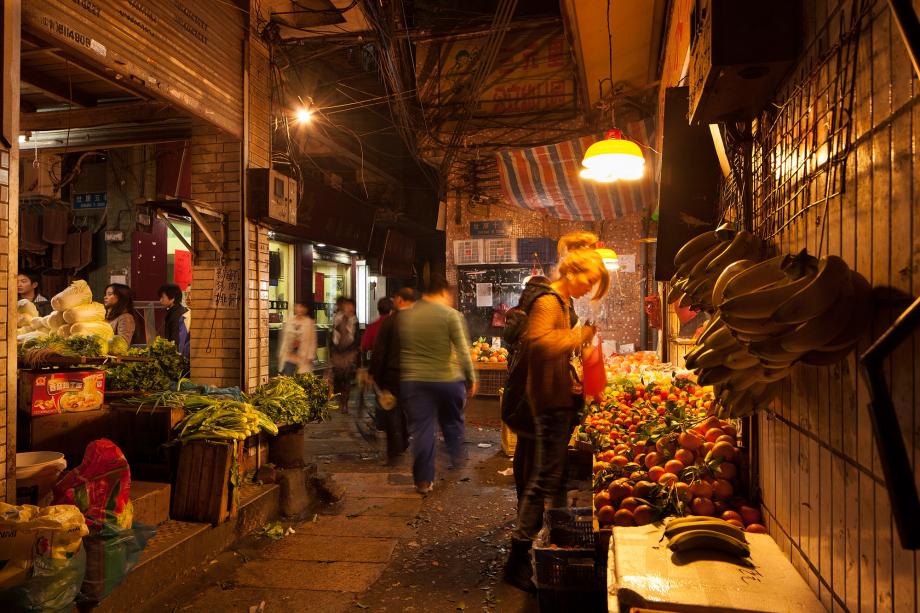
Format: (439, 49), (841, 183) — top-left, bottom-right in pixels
(399, 274), (478, 495)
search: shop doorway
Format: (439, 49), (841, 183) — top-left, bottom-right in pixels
(268, 239), (295, 376)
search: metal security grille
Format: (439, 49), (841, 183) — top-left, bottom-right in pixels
(453, 239), (485, 265)
(484, 238), (518, 264)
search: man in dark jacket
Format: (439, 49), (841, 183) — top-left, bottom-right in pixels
(158, 284), (190, 359)
(368, 287), (417, 465)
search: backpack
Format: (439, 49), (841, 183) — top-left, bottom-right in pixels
(500, 278), (565, 435)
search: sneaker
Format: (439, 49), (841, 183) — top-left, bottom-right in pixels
(415, 482), (433, 495)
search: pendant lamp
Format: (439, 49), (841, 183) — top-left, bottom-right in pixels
(596, 247), (620, 271)
(580, 129), (645, 182)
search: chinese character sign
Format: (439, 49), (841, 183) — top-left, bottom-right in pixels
(211, 266), (241, 309)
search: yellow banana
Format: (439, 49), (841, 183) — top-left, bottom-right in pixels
(677, 239), (723, 277)
(723, 365), (764, 392)
(747, 338), (804, 363)
(664, 519), (747, 542)
(720, 271), (817, 319)
(687, 240), (732, 281)
(771, 255), (853, 324)
(667, 529), (751, 557)
(778, 293), (852, 353)
(759, 367), (792, 382)
(695, 314), (725, 345)
(707, 230), (754, 274)
(726, 390), (756, 417)
(694, 348), (731, 369)
(721, 311), (797, 337)
(668, 280), (688, 304)
(674, 231), (720, 268)
(667, 515), (731, 528)
(703, 326), (741, 352)
(696, 366), (734, 386)
(721, 255), (789, 301)
(714, 222), (737, 241)
(712, 259), (757, 307)
(724, 349), (760, 370)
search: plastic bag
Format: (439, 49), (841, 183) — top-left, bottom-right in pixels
(52, 440), (133, 532)
(582, 337), (606, 401)
(0, 503), (88, 612)
(79, 523), (155, 603)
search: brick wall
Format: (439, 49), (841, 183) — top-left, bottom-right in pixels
(2, 2), (20, 502)
(246, 16), (271, 391)
(444, 187), (651, 350)
(188, 122), (243, 387)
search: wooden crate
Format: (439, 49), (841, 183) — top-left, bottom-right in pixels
(171, 441), (239, 525)
(240, 432), (269, 476)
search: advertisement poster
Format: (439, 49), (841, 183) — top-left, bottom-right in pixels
(31, 371), (105, 416)
(174, 250), (192, 290)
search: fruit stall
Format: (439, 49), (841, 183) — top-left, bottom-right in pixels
(469, 338), (509, 396)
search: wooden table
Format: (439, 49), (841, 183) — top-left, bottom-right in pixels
(607, 524), (825, 612)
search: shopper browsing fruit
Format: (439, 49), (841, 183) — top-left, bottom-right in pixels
(398, 274), (478, 495)
(503, 232), (609, 593)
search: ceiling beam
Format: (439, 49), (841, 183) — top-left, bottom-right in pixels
(21, 66), (96, 107)
(21, 101), (182, 132)
(21, 31), (148, 101)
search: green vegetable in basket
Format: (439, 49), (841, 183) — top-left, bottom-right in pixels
(245, 374), (333, 426)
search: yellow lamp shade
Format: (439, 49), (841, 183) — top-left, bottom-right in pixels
(595, 247), (620, 271)
(581, 130), (645, 181)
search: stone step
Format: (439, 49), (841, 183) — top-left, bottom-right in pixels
(130, 481), (171, 527)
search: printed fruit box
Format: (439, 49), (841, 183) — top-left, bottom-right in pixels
(28, 370), (105, 416)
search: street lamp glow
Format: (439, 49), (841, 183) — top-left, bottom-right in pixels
(295, 107), (313, 123)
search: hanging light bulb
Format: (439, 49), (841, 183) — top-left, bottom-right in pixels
(580, 129), (645, 182)
(596, 247), (620, 271)
(295, 107), (313, 123)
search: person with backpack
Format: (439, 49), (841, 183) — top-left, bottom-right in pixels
(503, 232), (609, 593)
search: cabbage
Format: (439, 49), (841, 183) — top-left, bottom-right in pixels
(17, 299), (38, 318)
(50, 280), (92, 312)
(63, 302), (106, 324)
(69, 321), (114, 340)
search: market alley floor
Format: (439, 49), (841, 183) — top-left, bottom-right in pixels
(140, 397), (540, 613)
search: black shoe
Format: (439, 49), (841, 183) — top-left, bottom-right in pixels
(503, 538), (536, 593)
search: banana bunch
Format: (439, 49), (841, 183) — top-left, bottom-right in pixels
(668, 225), (761, 313)
(715, 249), (873, 368)
(663, 516), (751, 559)
(683, 316), (782, 418)
(676, 244), (873, 418)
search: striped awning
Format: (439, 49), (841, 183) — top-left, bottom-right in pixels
(496, 121), (657, 221)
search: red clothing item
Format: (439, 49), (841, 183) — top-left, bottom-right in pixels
(361, 314), (390, 352)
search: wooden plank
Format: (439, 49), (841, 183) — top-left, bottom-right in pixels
(859, 471), (876, 612)
(875, 480), (894, 610)
(20, 65), (96, 107)
(20, 101), (179, 131)
(830, 455), (847, 611)
(844, 461), (860, 612)
(818, 446), (833, 606)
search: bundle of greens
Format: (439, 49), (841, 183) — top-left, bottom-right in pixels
(174, 398), (278, 442)
(105, 338), (189, 391)
(245, 374), (332, 425)
(19, 333), (111, 366)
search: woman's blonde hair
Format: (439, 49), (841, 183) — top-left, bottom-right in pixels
(557, 232), (610, 301)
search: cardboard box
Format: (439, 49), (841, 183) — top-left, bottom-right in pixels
(24, 370), (105, 415)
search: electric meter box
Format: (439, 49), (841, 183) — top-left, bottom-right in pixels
(248, 167), (299, 226)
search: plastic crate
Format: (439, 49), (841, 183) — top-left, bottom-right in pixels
(517, 237), (557, 268)
(533, 508), (603, 592)
(474, 364), (507, 396)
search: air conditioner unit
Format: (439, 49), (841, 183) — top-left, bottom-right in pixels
(484, 238), (517, 264)
(453, 239), (484, 265)
(688, 0), (800, 124)
(247, 167), (299, 225)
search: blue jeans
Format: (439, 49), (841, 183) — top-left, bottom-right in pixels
(514, 407), (576, 541)
(401, 380), (467, 485)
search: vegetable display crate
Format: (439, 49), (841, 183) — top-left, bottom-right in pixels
(241, 432), (269, 477)
(474, 362), (507, 396)
(533, 508), (605, 612)
(171, 440), (240, 525)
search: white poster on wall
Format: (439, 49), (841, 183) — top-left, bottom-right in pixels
(476, 283), (493, 307)
(618, 254), (636, 273)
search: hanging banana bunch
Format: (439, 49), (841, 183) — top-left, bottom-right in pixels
(670, 232), (874, 419)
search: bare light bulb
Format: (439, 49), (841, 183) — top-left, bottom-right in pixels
(295, 107), (313, 123)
